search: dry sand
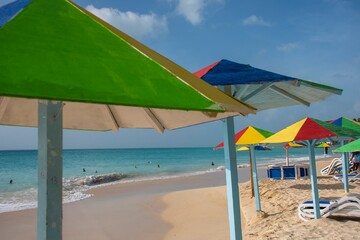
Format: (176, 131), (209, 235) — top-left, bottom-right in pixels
(161, 158), (360, 240)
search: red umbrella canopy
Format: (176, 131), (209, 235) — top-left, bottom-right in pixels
(214, 126), (274, 149)
(262, 117), (359, 144)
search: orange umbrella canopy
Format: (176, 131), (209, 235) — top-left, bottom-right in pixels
(214, 126), (273, 149)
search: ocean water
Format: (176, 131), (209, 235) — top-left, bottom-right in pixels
(0, 147), (333, 213)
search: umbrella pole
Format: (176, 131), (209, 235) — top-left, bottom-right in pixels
(250, 145), (261, 211)
(249, 152), (254, 198)
(307, 140), (320, 219)
(341, 140), (349, 192)
(285, 148), (289, 166)
(38, 100), (63, 240)
(223, 117), (242, 240)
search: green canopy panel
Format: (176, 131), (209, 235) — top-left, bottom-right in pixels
(0, 0), (256, 114)
(334, 139), (360, 153)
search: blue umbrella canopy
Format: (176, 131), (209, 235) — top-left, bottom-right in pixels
(195, 59), (343, 111)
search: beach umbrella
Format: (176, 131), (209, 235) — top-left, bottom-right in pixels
(330, 117), (360, 132)
(214, 126), (273, 212)
(237, 146), (271, 151)
(261, 117), (359, 220)
(283, 142), (306, 166)
(195, 59), (342, 239)
(316, 142), (332, 158)
(237, 145), (271, 199)
(0, 1), (257, 240)
(334, 139), (360, 152)
(194, 59), (343, 111)
(316, 142), (332, 148)
(0, 0), (256, 132)
(329, 117), (360, 191)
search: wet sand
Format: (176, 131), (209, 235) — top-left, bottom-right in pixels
(0, 167), (265, 239)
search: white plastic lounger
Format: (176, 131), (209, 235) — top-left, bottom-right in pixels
(333, 173), (359, 180)
(320, 158), (342, 176)
(333, 172), (360, 183)
(298, 194), (360, 221)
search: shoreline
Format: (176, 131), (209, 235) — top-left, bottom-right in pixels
(0, 166), (266, 240)
(0, 157), (351, 239)
(1, 152), (330, 214)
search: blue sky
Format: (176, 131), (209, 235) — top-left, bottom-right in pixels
(0, 0), (359, 149)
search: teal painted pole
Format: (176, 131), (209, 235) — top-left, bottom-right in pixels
(341, 140), (349, 192)
(250, 145), (261, 211)
(223, 117), (242, 240)
(38, 100), (63, 240)
(307, 140), (320, 219)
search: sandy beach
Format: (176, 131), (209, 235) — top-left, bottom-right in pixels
(1, 158), (359, 239)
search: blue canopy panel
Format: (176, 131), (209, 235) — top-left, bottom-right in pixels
(330, 118), (342, 126)
(194, 59), (298, 86)
(0, 0), (31, 28)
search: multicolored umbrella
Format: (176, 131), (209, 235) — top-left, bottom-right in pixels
(214, 126), (274, 149)
(237, 146), (271, 151)
(0, 0), (256, 132)
(194, 59), (343, 111)
(0, 1), (256, 239)
(334, 139), (360, 152)
(283, 142), (306, 166)
(215, 126), (273, 210)
(262, 118), (358, 143)
(261, 117), (359, 220)
(330, 117), (360, 133)
(316, 142), (332, 148)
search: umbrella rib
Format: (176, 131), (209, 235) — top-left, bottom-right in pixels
(233, 85), (250, 99)
(269, 85), (310, 107)
(105, 105), (120, 132)
(241, 83), (273, 102)
(143, 108), (165, 134)
(298, 81), (343, 95)
(0, 97), (10, 121)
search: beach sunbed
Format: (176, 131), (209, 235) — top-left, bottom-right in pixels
(333, 171), (360, 183)
(320, 158), (343, 176)
(298, 194), (360, 221)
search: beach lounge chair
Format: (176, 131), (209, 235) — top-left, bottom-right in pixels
(320, 158), (342, 176)
(333, 171), (360, 183)
(298, 194), (360, 221)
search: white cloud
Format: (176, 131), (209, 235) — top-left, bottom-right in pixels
(277, 42), (301, 52)
(85, 5), (167, 39)
(242, 15), (271, 26)
(174, 0), (223, 25)
(175, 0), (205, 25)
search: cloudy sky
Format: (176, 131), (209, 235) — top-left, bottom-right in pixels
(0, 0), (359, 149)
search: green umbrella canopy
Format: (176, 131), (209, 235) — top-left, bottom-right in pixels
(0, 0), (256, 114)
(334, 139), (360, 152)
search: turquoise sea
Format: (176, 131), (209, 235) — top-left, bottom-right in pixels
(0, 147), (334, 213)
